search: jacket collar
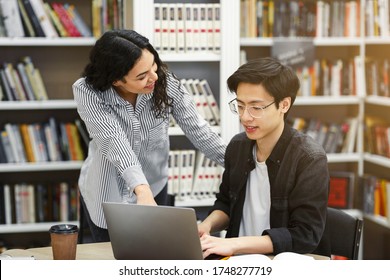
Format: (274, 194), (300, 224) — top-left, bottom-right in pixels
(241, 122), (294, 167)
(268, 123), (294, 165)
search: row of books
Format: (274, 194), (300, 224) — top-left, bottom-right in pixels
(154, 3), (220, 54)
(241, 0), (362, 38)
(0, 182), (79, 225)
(0, 118), (87, 164)
(168, 150), (223, 201)
(328, 171), (390, 223)
(365, 0), (390, 37)
(0, 0), (92, 38)
(240, 50), (365, 97)
(364, 116), (390, 158)
(92, 0), (125, 38)
(0, 56), (48, 101)
(288, 117), (359, 154)
(296, 57), (362, 97)
(365, 58), (390, 97)
(172, 78), (220, 127)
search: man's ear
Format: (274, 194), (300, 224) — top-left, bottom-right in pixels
(280, 97), (291, 113)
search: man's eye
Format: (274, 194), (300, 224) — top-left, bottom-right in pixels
(252, 107), (263, 111)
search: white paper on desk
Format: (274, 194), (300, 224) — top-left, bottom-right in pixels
(228, 252), (315, 261)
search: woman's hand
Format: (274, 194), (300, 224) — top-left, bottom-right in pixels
(134, 184), (157, 206)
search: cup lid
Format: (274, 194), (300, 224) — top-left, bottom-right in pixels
(49, 224), (78, 234)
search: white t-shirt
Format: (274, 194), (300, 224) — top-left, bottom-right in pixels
(239, 146), (271, 236)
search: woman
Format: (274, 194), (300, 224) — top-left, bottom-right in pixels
(73, 29), (226, 242)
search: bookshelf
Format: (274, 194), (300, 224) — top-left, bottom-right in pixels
(239, 0), (390, 259)
(0, 0), (241, 248)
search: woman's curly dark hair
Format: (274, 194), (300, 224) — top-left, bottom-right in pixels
(82, 29), (172, 118)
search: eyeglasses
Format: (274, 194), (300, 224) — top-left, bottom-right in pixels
(228, 99), (275, 119)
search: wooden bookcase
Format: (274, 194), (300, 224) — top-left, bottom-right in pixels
(239, 0), (390, 259)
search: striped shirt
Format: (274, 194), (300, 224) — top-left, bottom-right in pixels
(73, 74), (226, 228)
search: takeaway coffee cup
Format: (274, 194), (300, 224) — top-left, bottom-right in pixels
(49, 224), (78, 260)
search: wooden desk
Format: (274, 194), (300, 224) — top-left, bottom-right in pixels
(2, 242), (329, 260)
(2, 242), (115, 260)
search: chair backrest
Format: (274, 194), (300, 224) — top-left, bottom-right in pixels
(327, 207), (363, 260)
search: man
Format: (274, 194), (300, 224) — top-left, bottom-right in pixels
(198, 57), (330, 258)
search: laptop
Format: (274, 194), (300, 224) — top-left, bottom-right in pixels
(102, 202), (204, 260)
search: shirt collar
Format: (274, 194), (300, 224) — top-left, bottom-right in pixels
(99, 86), (153, 106)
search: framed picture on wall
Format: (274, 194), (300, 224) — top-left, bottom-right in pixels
(328, 171), (355, 209)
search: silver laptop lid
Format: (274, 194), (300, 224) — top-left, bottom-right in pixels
(102, 202), (203, 260)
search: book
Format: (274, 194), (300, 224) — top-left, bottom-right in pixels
(212, 3), (221, 53)
(171, 150), (181, 197)
(17, 0), (35, 37)
(160, 3), (169, 53)
(27, 123), (41, 162)
(191, 152), (207, 199)
(20, 123), (35, 162)
(29, 0), (58, 37)
(22, 56), (48, 100)
(177, 149), (195, 199)
(167, 151), (175, 196)
(16, 62), (36, 101)
(0, 185), (5, 224)
(184, 3), (194, 52)
(168, 4), (177, 52)
(0, 0), (25, 37)
(0, 2), (6, 37)
(11, 66), (28, 100)
(44, 123), (58, 162)
(91, 0), (102, 37)
(175, 3), (185, 53)
(69, 122), (84, 160)
(199, 79), (220, 125)
(63, 3), (92, 37)
(59, 182), (69, 222)
(74, 119), (90, 151)
(49, 117), (63, 161)
(192, 4), (200, 52)
(44, 2), (68, 37)
(0, 130), (15, 163)
(226, 252), (315, 261)
(341, 117), (358, 153)
(65, 123), (78, 160)
(206, 4), (214, 52)
(20, 0), (45, 37)
(0, 134), (7, 163)
(180, 78), (205, 120)
(3, 184), (12, 224)
(5, 123), (26, 163)
(328, 171), (355, 209)
(2, 63), (19, 101)
(51, 2), (81, 37)
(153, 3), (162, 52)
(0, 68), (16, 101)
(198, 4), (207, 51)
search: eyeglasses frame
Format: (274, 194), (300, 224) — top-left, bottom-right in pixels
(228, 98), (276, 119)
